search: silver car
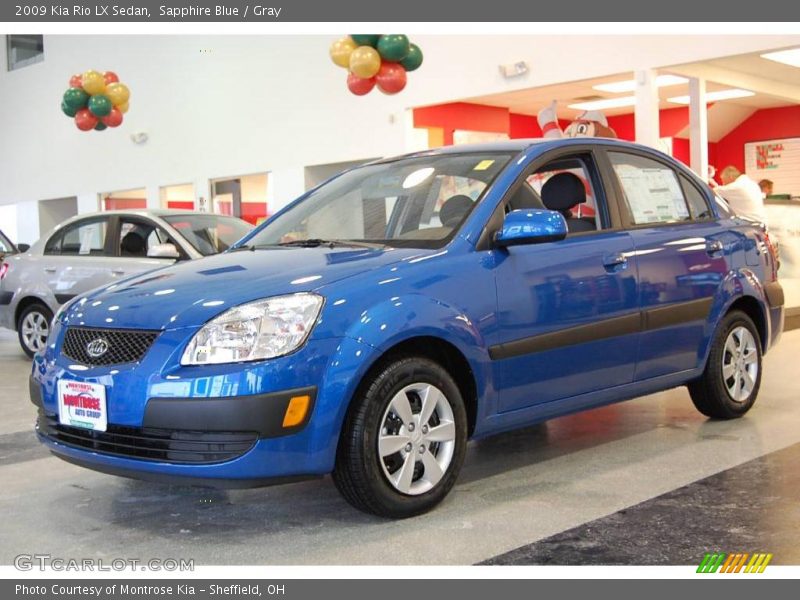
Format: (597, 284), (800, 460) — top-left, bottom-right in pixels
(0, 209), (253, 356)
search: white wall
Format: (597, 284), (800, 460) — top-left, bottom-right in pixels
(2, 34), (799, 238)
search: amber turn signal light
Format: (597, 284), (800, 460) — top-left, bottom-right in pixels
(282, 395), (310, 428)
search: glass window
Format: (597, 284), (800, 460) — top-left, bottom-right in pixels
(247, 153), (514, 249)
(0, 230), (15, 254)
(163, 214), (252, 256)
(680, 176), (713, 220)
(46, 219), (108, 256)
(609, 152), (691, 226)
(119, 219), (171, 258)
(527, 156), (602, 232)
(7, 35), (44, 71)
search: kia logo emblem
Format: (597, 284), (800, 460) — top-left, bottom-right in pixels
(86, 338), (110, 358)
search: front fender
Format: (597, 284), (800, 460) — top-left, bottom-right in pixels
(326, 294), (495, 443)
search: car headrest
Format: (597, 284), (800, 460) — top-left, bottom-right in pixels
(541, 173), (586, 212)
(121, 231), (146, 255)
(439, 194), (474, 227)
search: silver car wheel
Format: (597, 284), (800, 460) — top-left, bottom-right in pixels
(722, 326), (759, 403)
(378, 383), (456, 496)
(21, 310), (49, 353)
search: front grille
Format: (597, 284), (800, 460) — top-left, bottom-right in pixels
(38, 413), (258, 464)
(62, 326), (159, 366)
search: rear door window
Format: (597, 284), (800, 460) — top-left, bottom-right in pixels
(608, 152), (692, 226)
(45, 218), (109, 256)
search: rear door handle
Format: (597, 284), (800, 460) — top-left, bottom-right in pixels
(43, 267), (56, 274)
(706, 240), (724, 256)
(111, 269), (125, 276)
(602, 253), (628, 270)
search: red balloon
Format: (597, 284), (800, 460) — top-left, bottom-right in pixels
(74, 108), (99, 131)
(103, 71), (119, 85)
(347, 72), (376, 96)
(375, 62), (407, 94)
(101, 107), (123, 127)
(69, 74), (83, 88)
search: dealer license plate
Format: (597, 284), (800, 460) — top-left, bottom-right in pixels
(57, 380), (107, 432)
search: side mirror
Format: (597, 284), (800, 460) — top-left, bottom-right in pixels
(17, 243), (30, 253)
(147, 242), (180, 260)
(494, 209), (567, 248)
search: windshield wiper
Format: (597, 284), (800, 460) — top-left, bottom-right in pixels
(276, 239), (385, 249)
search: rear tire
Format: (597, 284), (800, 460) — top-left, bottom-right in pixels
(688, 310), (762, 419)
(333, 356), (467, 518)
(17, 303), (53, 358)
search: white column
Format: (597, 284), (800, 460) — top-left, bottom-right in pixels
(193, 177), (210, 212)
(76, 192), (99, 214)
(634, 69), (660, 149)
(145, 185), (160, 210)
(269, 168), (306, 215)
(688, 77), (709, 179)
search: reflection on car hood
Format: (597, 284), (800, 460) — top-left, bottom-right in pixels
(61, 246), (431, 330)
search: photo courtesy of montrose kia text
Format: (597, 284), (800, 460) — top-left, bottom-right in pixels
(1, 0), (800, 597)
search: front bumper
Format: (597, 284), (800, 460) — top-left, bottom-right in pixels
(31, 324), (377, 486)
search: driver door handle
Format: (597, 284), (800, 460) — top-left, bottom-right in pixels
(43, 267), (56, 274)
(111, 269), (125, 276)
(706, 240), (724, 256)
(602, 253), (628, 270)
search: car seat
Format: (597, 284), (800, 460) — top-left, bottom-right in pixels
(540, 173), (596, 233)
(439, 194), (474, 228)
(120, 231), (147, 257)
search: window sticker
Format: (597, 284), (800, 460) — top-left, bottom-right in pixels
(614, 164), (688, 224)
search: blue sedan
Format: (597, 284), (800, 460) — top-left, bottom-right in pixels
(31, 138), (784, 517)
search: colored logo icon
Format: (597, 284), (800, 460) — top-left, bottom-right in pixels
(697, 552), (773, 573)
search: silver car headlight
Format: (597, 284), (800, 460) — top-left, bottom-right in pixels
(180, 293), (324, 365)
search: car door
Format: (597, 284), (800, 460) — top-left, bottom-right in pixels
(489, 147), (640, 413)
(603, 149), (730, 380)
(41, 216), (117, 304)
(110, 215), (182, 280)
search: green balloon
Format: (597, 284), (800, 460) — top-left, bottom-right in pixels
(62, 87), (89, 111)
(377, 34), (410, 62)
(61, 100), (77, 118)
(94, 121), (107, 131)
(350, 34), (380, 47)
(400, 43), (423, 71)
(87, 94), (112, 117)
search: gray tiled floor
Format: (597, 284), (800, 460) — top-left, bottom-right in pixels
(1, 328), (799, 565)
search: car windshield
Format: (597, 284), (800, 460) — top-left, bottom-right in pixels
(163, 214), (253, 256)
(245, 152), (514, 249)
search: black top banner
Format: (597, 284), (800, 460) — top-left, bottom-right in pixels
(2, 0), (800, 22)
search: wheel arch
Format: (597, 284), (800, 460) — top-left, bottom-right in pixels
(14, 295), (51, 330)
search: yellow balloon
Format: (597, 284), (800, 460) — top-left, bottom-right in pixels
(117, 101), (129, 114)
(329, 37), (356, 69)
(82, 70), (106, 95)
(106, 82), (130, 106)
(349, 46), (381, 79)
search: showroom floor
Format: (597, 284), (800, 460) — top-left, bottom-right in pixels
(1, 328), (799, 566)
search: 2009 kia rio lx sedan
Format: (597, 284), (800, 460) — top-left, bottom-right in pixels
(31, 139), (784, 518)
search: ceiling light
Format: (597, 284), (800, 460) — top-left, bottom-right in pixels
(667, 89), (755, 104)
(593, 75), (688, 93)
(567, 96), (637, 111)
(761, 48), (800, 68)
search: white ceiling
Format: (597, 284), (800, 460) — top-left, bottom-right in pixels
(462, 46), (800, 141)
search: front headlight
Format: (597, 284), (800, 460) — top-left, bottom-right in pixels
(181, 293), (324, 365)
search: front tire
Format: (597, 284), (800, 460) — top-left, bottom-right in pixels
(333, 356), (468, 518)
(17, 303), (53, 358)
(688, 310), (762, 419)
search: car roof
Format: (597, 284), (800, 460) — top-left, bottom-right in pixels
(380, 137), (671, 160)
(64, 209), (241, 220)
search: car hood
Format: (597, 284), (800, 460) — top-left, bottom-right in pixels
(62, 245), (432, 330)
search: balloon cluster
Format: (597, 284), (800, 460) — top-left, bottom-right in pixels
(329, 35), (423, 96)
(61, 70), (131, 132)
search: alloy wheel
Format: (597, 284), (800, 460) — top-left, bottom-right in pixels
(21, 311), (49, 353)
(722, 326), (759, 403)
(377, 383), (456, 496)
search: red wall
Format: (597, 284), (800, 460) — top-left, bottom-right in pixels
(714, 105), (800, 173)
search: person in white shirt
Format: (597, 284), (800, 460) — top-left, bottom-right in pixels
(715, 166), (767, 224)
